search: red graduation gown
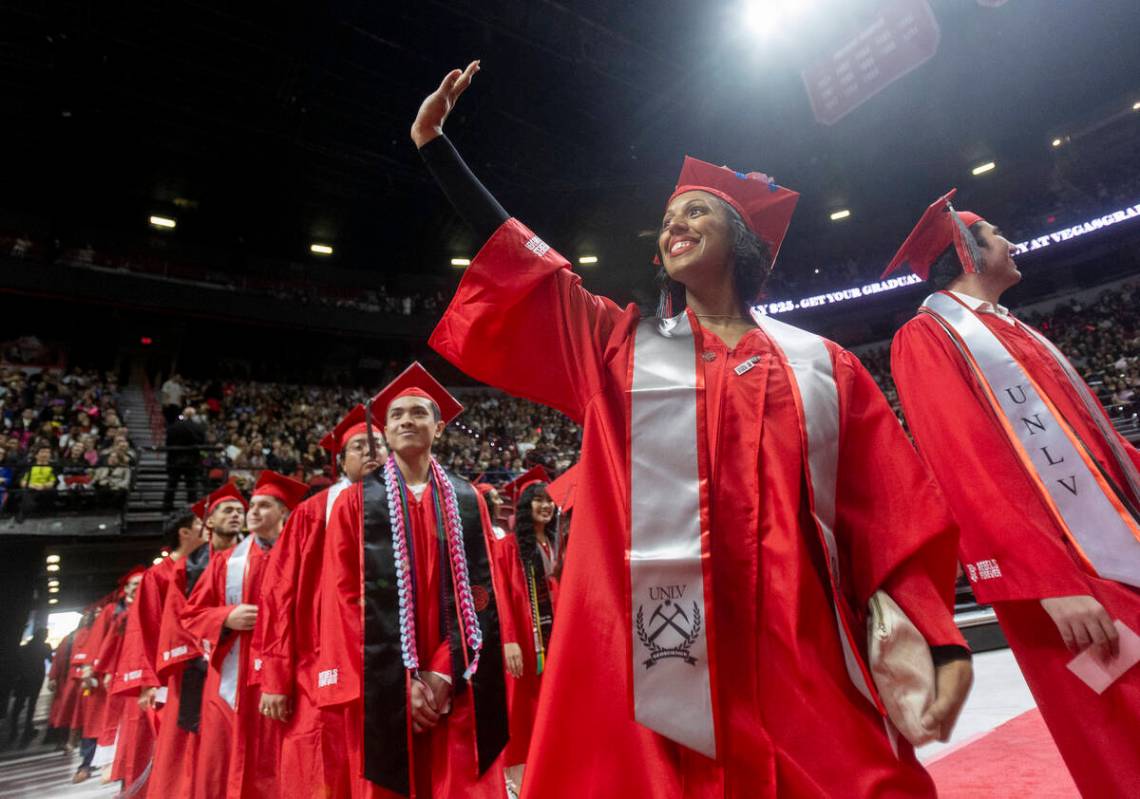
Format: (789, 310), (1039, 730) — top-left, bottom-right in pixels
(110, 557), (180, 795)
(429, 218), (964, 798)
(66, 622), (96, 731)
(151, 556), (204, 798)
(256, 487), (350, 799)
(182, 537), (281, 799)
(317, 480), (507, 799)
(48, 632), (81, 730)
(892, 310), (1140, 797)
(76, 603), (116, 741)
(491, 533), (555, 768)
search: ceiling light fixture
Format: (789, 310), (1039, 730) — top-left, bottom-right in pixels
(45, 555), (60, 564)
(450, 258), (471, 267)
(149, 215), (176, 230)
(829, 209), (851, 221)
(310, 243), (334, 255)
(578, 255), (599, 265)
(46, 564), (60, 573)
(971, 161), (996, 176)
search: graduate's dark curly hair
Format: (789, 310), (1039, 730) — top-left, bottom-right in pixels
(926, 221), (986, 292)
(514, 482), (553, 569)
(657, 198), (773, 318)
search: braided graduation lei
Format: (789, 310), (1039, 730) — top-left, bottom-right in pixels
(383, 454), (484, 680)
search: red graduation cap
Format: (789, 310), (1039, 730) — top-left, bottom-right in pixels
(118, 565), (147, 590)
(369, 362), (464, 427)
(251, 470), (310, 511)
(881, 189), (986, 280)
(546, 463), (579, 512)
(319, 404), (381, 456)
(664, 156), (800, 269)
(501, 465), (552, 502)
(204, 480), (248, 516)
(474, 482), (495, 497)
(191, 497), (208, 521)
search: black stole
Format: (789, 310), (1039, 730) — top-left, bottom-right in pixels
(362, 468), (508, 796)
(177, 545), (211, 734)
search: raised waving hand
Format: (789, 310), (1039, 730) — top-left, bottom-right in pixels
(411, 60), (480, 149)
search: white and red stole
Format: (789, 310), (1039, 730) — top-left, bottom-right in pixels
(219, 534), (255, 708)
(628, 310), (882, 759)
(921, 291), (1140, 587)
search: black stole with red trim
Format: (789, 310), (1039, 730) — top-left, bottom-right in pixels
(361, 468), (508, 795)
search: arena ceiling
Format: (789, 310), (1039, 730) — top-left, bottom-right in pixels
(2, 0), (1139, 287)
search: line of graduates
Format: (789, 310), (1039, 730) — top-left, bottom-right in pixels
(37, 63), (1140, 799)
(43, 362), (563, 799)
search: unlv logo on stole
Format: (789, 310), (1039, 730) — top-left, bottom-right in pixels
(636, 584), (701, 669)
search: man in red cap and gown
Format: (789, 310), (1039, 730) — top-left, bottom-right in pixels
(257, 405), (386, 799)
(182, 472), (308, 798)
(316, 362), (509, 798)
(416, 63), (971, 797)
(109, 508), (210, 795)
(150, 500), (237, 796)
(888, 190), (1140, 797)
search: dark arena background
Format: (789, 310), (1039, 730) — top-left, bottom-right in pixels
(1, 1), (1138, 796)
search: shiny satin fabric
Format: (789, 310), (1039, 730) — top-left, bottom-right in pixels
(923, 291), (1140, 587)
(220, 535), (254, 709)
(629, 313), (717, 758)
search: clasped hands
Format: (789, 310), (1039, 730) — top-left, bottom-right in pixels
(410, 672), (453, 734)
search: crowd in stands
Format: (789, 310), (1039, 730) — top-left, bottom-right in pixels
(0, 365), (133, 519)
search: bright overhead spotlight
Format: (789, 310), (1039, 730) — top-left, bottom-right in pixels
(450, 258), (471, 267)
(149, 215), (176, 230)
(47, 580), (59, 588)
(46, 564), (60, 573)
(1133, 101), (1140, 111)
(829, 209), (851, 221)
(49, 598), (59, 605)
(310, 243), (334, 256)
(48, 585), (59, 593)
(1051, 137), (1063, 148)
(971, 161), (996, 176)
(46, 555), (60, 564)
(577, 255), (598, 265)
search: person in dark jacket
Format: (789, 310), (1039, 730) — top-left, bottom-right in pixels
(162, 406), (206, 513)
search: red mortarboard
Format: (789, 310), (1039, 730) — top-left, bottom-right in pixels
(369, 362), (463, 427)
(205, 481), (248, 515)
(319, 404), (382, 456)
(546, 464), (578, 512)
(663, 156), (800, 269)
(474, 482), (495, 496)
(881, 189), (986, 280)
(251, 470), (309, 511)
(191, 497), (208, 521)
(502, 465), (552, 502)
(118, 566), (147, 589)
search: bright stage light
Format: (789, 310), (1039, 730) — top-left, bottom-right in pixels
(578, 255), (599, 265)
(450, 258), (471, 267)
(310, 243), (334, 255)
(149, 215), (176, 230)
(1133, 101), (1140, 111)
(971, 161), (996, 176)
(1051, 138), (1063, 148)
(743, 0), (814, 36)
(829, 209), (851, 221)
(46, 564), (60, 573)
(46, 555), (60, 564)
(49, 598), (59, 605)
(47, 580), (59, 588)
(48, 585), (59, 594)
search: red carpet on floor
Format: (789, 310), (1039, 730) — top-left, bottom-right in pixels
(926, 709), (1079, 798)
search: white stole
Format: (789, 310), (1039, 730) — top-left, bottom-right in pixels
(922, 291), (1140, 587)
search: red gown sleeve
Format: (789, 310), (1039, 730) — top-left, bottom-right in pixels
(315, 485), (363, 707)
(84, 604), (115, 673)
(428, 218), (632, 423)
(891, 316), (1092, 603)
(491, 536), (525, 649)
(833, 347), (965, 648)
(112, 565), (167, 694)
(181, 551), (237, 663)
(256, 502), (312, 695)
